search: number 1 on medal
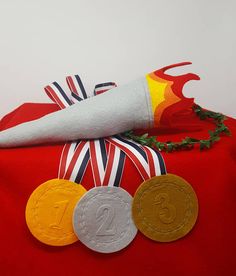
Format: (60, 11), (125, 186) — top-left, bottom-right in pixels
(50, 200), (69, 229)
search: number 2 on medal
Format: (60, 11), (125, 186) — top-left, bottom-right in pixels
(50, 200), (69, 229)
(95, 204), (116, 236)
(154, 193), (176, 224)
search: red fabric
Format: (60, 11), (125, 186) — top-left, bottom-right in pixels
(0, 103), (236, 276)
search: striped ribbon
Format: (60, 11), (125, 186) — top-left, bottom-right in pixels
(90, 140), (126, 187)
(107, 136), (166, 181)
(66, 75), (88, 102)
(58, 141), (90, 183)
(94, 82), (117, 96)
(44, 82), (73, 109)
(90, 139), (107, 186)
(45, 75), (90, 183)
(44, 74), (166, 186)
(142, 145), (166, 177)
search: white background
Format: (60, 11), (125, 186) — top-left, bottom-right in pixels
(0, 0), (235, 119)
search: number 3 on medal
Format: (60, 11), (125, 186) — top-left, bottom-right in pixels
(154, 193), (176, 224)
(96, 204), (116, 236)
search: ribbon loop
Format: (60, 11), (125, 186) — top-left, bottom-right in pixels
(44, 82), (73, 109)
(94, 82), (117, 96)
(66, 75), (88, 102)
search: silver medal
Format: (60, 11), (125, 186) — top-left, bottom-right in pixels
(73, 186), (137, 253)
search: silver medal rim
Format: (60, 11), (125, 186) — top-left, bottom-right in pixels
(72, 186), (137, 253)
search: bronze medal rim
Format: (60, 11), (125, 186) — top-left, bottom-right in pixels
(132, 174), (199, 242)
(25, 178), (87, 246)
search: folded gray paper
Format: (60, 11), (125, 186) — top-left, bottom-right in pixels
(0, 62), (199, 147)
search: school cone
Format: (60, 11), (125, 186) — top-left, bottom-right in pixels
(0, 62), (200, 148)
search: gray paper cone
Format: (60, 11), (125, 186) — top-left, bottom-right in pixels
(0, 62), (200, 148)
(0, 78), (153, 147)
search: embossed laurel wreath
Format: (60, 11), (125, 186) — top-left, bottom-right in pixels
(123, 104), (231, 152)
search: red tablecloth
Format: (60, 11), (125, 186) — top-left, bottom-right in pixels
(0, 103), (236, 276)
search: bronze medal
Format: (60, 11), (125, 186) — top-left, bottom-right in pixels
(132, 174), (198, 242)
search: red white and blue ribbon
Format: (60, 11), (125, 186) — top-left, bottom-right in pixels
(107, 135), (166, 180)
(49, 77), (89, 183)
(89, 139), (107, 186)
(58, 141), (90, 183)
(66, 75), (88, 102)
(44, 74), (166, 187)
(94, 82), (117, 96)
(107, 136), (150, 180)
(142, 145), (166, 176)
(104, 144), (126, 187)
(90, 140), (126, 187)
(44, 82), (73, 109)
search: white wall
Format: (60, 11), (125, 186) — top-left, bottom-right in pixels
(0, 0), (235, 119)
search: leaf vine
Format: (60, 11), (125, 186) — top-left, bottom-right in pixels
(123, 104), (231, 152)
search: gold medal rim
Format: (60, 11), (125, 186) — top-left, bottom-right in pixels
(132, 173), (199, 242)
(25, 178), (87, 246)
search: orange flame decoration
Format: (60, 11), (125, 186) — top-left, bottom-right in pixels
(146, 62), (200, 128)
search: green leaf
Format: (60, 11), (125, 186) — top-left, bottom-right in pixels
(166, 143), (174, 152)
(188, 137), (200, 143)
(210, 136), (220, 142)
(208, 130), (214, 137)
(121, 104), (231, 152)
(205, 141), (211, 148)
(200, 141), (206, 150)
(140, 133), (149, 139)
(224, 128), (231, 136)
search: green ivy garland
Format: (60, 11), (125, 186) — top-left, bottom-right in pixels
(123, 104), (231, 152)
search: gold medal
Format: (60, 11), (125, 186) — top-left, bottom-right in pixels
(25, 179), (87, 246)
(132, 174), (198, 242)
